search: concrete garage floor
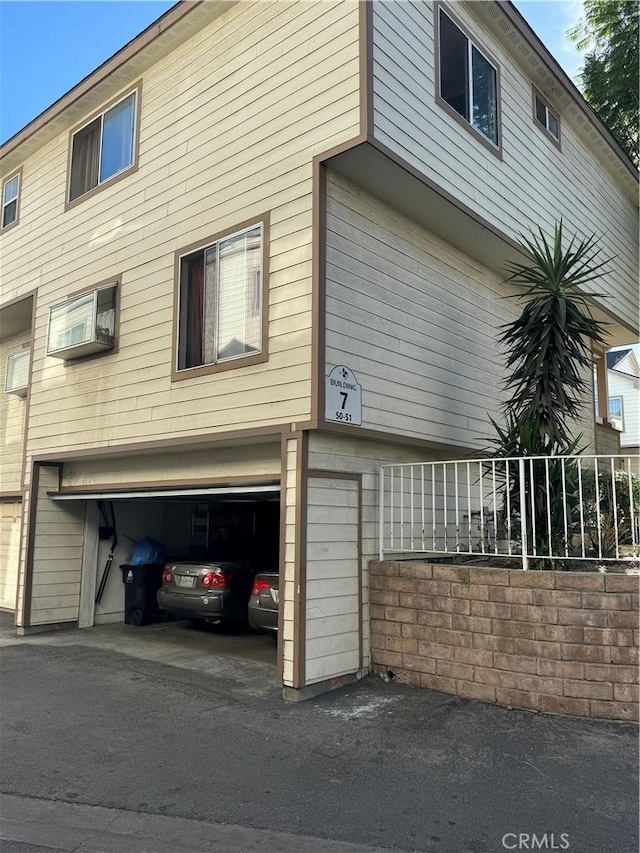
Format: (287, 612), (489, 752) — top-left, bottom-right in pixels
(1, 611), (278, 699)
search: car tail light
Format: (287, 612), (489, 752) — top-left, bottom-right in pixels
(162, 569), (173, 584)
(201, 571), (228, 588)
(252, 578), (271, 595)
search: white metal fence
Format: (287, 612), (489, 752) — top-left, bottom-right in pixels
(379, 455), (640, 569)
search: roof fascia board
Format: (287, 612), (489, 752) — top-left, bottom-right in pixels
(480, 1), (638, 181)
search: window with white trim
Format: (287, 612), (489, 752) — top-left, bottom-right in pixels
(177, 224), (263, 371)
(438, 8), (499, 146)
(2, 173), (20, 228)
(69, 90), (137, 202)
(608, 396), (624, 431)
(534, 91), (560, 142)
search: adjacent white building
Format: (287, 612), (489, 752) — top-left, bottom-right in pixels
(607, 347), (640, 455)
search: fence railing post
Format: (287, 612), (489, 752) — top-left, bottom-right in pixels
(379, 465), (385, 560)
(518, 457), (529, 571)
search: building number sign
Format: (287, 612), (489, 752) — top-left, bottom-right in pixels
(325, 365), (362, 425)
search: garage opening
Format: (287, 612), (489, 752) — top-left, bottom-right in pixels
(50, 485), (280, 667)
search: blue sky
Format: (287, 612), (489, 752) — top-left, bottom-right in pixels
(0, 1), (586, 146)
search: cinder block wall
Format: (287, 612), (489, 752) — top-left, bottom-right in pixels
(370, 561), (639, 721)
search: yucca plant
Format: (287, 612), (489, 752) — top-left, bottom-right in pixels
(499, 220), (608, 454)
(491, 222), (610, 568)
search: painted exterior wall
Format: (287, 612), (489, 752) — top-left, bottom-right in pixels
(3, 0), (360, 463)
(60, 442), (282, 489)
(305, 475), (360, 683)
(307, 431), (441, 675)
(0, 499), (21, 610)
(0, 332), (30, 493)
(371, 0), (638, 327)
(28, 466), (86, 625)
(325, 170), (597, 452)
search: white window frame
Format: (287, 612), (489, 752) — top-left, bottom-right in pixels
(176, 223), (264, 374)
(47, 284), (118, 360)
(2, 171), (21, 230)
(4, 349), (30, 396)
(67, 87), (139, 204)
(436, 5), (501, 153)
(608, 396), (624, 430)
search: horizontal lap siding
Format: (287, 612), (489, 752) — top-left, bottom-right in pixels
(30, 466), (85, 625)
(0, 333), (30, 493)
(0, 500), (21, 610)
(325, 170), (547, 450)
(307, 433), (437, 672)
(3, 0), (360, 457)
(305, 477), (359, 683)
(60, 443), (281, 489)
(372, 0), (638, 328)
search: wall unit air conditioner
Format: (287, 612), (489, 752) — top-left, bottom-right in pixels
(4, 349), (30, 396)
(47, 284), (116, 360)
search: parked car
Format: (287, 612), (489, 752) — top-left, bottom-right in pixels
(248, 572), (279, 639)
(157, 560), (256, 626)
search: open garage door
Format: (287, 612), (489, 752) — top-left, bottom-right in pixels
(47, 485), (280, 635)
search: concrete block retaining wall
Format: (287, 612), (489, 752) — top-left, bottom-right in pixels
(370, 561), (639, 722)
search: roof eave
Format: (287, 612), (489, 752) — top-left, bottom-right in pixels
(502, 1), (638, 181)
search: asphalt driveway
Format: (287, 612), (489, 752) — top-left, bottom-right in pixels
(0, 614), (637, 853)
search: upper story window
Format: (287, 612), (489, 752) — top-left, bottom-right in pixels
(2, 171), (21, 230)
(437, 7), (500, 150)
(47, 283), (118, 360)
(175, 219), (268, 378)
(68, 86), (139, 204)
(533, 90), (560, 145)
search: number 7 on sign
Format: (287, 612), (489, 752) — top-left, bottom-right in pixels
(339, 392), (348, 410)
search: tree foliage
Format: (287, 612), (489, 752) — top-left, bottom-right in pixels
(499, 221), (609, 454)
(568, 0), (639, 166)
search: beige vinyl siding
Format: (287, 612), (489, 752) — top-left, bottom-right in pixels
(282, 436), (298, 687)
(4, 0), (360, 458)
(305, 476), (360, 683)
(307, 433), (439, 671)
(29, 465), (85, 625)
(325, 171), (530, 449)
(0, 333), (30, 493)
(61, 442), (281, 489)
(371, 0), (638, 328)
(0, 499), (21, 610)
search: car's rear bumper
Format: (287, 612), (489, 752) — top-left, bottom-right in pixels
(157, 587), (225, 621)
(248, 603), (278, 632)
